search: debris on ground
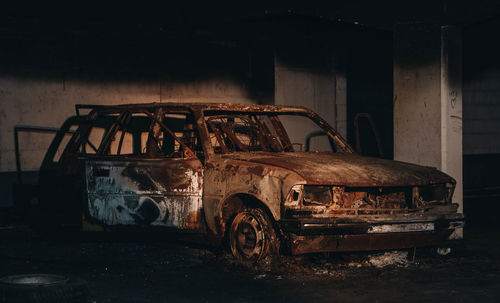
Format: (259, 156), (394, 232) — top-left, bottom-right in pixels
(366, 251), (409, 268)
(437, 247), (452, 256)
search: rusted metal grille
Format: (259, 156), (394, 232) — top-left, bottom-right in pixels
(287, 184), (452, 217)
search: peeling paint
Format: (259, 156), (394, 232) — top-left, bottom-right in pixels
(368, 223), (435, 233)
(85, 160), (203, 229)
(37, 102), (464, 257)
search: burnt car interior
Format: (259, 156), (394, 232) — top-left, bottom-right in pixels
(205, 112), (343, 153)
(65, 109), (202, 160)
(206, 115), (290, 153)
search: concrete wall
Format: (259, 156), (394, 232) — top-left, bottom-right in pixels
(0, 77), (257, 173)
(463, 18), (500, 155)
(463, 71), (500, 155)
(275, 65), (337, 127)
(274, 40), (345, 138)
(461, 18), (500, 196)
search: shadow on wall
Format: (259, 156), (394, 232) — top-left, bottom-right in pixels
(347, 26), (393, 159)
(0, 30), (275, 103)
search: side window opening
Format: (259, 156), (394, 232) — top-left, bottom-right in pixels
(71, 111), (154, 157)
(104, 113), (151, 156)
(181, 116), (202, 153)
(39, 115), (82, 170)
(85, 126), (106, 154)
(52, 125), (78, 162)
(152, 113), (203, 159)
(278, 114), (338, 152)
(109, 130), (133, 155)
(280, 115), (335, 152)
(80, 114), (118, 154)
(206, 118), (228, 154)
(68, 109), (201, 160)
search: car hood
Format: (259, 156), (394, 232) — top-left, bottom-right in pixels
(220, 152), (454, 187)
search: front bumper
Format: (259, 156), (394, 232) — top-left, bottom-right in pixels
(281, 216), (465, 255)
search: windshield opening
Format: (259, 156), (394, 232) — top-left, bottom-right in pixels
(204, 112), (347, 154)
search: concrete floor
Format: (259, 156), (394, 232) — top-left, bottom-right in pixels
(0, 223), (499, 303)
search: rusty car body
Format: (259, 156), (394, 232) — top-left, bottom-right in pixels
(37, 103), (464, 263)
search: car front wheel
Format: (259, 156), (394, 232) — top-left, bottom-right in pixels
(229, 208), (279, 265)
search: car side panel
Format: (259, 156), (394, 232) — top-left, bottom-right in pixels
(84, 158), (204, 231)
(202, 157), (304, 236)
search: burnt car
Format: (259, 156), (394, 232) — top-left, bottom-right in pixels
(37, 103), (464, 263)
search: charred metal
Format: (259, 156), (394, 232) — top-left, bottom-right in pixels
(34, 102), (463, 263)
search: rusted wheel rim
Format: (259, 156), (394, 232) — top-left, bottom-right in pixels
(233, 213), (265, 259)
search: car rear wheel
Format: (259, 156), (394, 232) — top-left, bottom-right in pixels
(229, 208), (279, 265)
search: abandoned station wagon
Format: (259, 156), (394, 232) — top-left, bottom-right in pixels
(39, 103), (464, 263)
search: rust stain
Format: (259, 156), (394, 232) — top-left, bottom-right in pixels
(182, 210), (203, 230)
(39, 102), (463, 257)
(221, 152), (453, 187)
(247, 166), (264, 176)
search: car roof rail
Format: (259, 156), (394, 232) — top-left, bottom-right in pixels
(75, 104), (103, 116)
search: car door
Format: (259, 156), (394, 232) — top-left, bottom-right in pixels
(83, 109), (205, 231)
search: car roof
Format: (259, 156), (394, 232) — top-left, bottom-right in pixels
(75, 102), (312, 115)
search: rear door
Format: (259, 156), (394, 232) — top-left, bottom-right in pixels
(80, 109), (205, 231)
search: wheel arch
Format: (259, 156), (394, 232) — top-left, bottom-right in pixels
(217, 192), (280, 239)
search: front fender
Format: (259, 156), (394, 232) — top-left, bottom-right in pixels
(202, 158), (303, 236)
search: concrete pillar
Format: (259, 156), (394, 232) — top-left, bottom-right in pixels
(441, 26), (463, 215)
(394, 24), (463, 215)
